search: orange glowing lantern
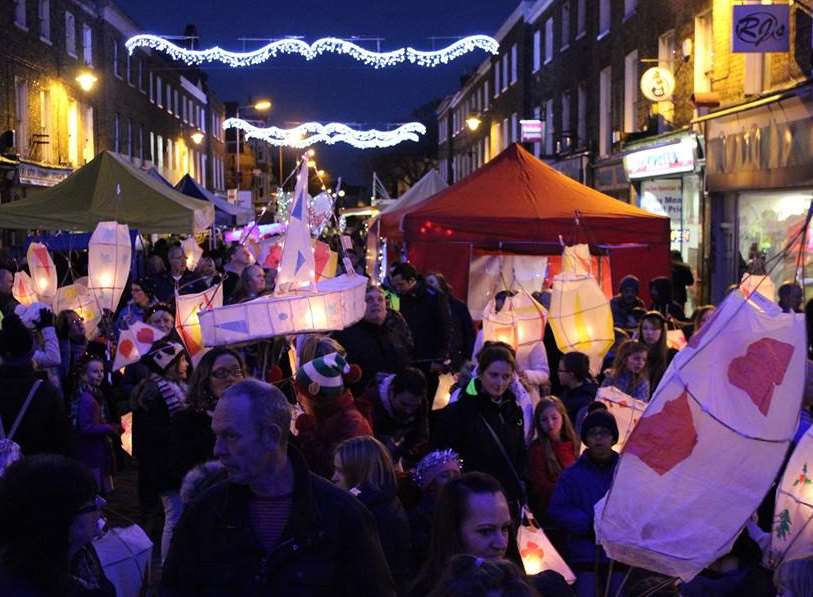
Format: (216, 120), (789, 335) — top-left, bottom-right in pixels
(26, 243), (57, 305)
(12, 272), (38, 306)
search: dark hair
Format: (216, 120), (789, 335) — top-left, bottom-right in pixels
(0, 455), (97, 592)
(55, 309), (82, 340)
(428, 554), (539, 597)
(476, 342), (516, 373)
(610, 340), (649, 388)
(413, 473), (511, 595)
(186, 347), (247, 411)
(427, 272), (452, 295)
(144, 302), (175, 321)
(691, 305), (715, 331)
(587, 401), (608, 414)
(560, 351), (590, 382)
(638, 311), (668, 382)
(390, 262), (418, 282)
(232, 264), (266, 302)
(392, 367), (427, 398)
(0, 313), (34, 360)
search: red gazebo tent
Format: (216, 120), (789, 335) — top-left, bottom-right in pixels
(401, 144), (670, 303)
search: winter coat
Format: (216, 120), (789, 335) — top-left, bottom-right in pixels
(610, 295), (646, 331)
(71, 388), (117, 478)
(601, 370), (650, 402)
(160, 446), (396, 597)
(547, 451), (619, 566)
(447, 295), (476, 369)
(527, 439), (577, 520)
(407, 495), (434, 574)
(396, 282), (450, 365)
(333, 311), (414, 394)
(168, 408), (216, 489)
(560, 381), (598, 425)
(432, 379), (527, 511)
(357, 373), (429, 468)
(0, 364), (69, 456)
(354, 483), (413, 595)
(150, 271), (206, 304)
(295, 389), (373, 479)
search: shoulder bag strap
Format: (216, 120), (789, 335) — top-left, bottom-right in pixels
(478, 414), (527, 504)
(4, 380), (43, 442)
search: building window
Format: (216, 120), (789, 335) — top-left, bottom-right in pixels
(511, 113), (518, 143)
(494, 59), (501, 97)
(577, 83), (587, 147)
(15, 0), (27, 29)
(174, 89), (179, 118)
(483, 80), (489, 110)
(113, 40), (121, 78)
(501, 54), (509, 91)
(624, 50), (639, 133)
(561, 1), (571, 49)
(82, 24), (92, 65)
(598, 0), (610, 38)
(149, 72), (154, 102)
(166, 86), (172, 114)
(624, 0), (637, 18)
(545, 17), (554, 64)
(65, 11), (76, 56)
(138, 59), (144, 91)
(114, 113), (120, 153)
(15, 78), (29, 157)
(39, 0), (50, 42)
(545, 99), (554, 155)
(599, 66), (612, 156)
(658, 30), (675, 121)
(156, 77), (162, 107)
(502, 117), (509, 150)
(533, 106), (541, 157)
(533, 30), (541, 72)
(694, 11), (713, 94)
(126, 118), (132, 157)
(744, 53), (770, 95)
(561, 91), (571, 149)
(577, 0), (586, 38)
(510, 44), (518, 84)
(139, 126), (144, 161)
(127, 52), (133, 85)
(156, 135), (163, 170)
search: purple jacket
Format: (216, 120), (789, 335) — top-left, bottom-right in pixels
(72, 390), (116, 474)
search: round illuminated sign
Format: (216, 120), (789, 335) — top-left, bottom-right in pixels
(640, 67), (676, 102)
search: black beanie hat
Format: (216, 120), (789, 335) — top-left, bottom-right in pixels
(580, 409), (619, 445)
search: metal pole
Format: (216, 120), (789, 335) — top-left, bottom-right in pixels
(235, 106), (240, 196)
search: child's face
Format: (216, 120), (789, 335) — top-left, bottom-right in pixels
(625, 351), (647, 374)
(85, 360), (104, 387)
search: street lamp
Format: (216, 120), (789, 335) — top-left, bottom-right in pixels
(190, 131), (204, 145)
(466, 114), (482, 132)
(76, 70), (98, 92)
(235, 98), (271, 196)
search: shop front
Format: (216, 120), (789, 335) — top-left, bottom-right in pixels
(623, 132), (704, 310)
(702, 84), (813, 304)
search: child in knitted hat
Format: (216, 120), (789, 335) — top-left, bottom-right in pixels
(294, 352), (372, 478)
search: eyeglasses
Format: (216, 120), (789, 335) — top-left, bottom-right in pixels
(586, 428), (614, 439)
(557, 368), (570, 374)
(211, 366), (245, 380)
(77, 495), (107, 515)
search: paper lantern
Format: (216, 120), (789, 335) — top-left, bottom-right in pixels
(94, 524), (152, 597)
(666, 329), (687, 351)
(88, 222), (131, 313)
(596, 386), (647, 451)
(517, 506), (575, 582)
(120, 412), (133, 457)
(596, 290), (806, 582)
(175, 285), (223, 364)
(741, 273), (776, 302)
(54, 278), (101, 339)
(549, 271), (614, 375)
(432, 373), (455, 411)
(482, 289), (547, 355)
(561, 243), (591, 275)
(12, 272), (38, 306)
(181, 237), (203, 271)
(112, 321), (168, 371)
(766, 426), (813, 568)
(26, 243), (57, 305)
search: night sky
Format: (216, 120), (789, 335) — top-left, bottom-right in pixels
(117, 0), (517, 185)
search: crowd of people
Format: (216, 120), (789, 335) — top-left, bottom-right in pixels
(0, 240), (812, 597)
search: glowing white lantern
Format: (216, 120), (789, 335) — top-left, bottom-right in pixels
(54, 278), (102, 340)
(88, 222), (131, 313)
(561, 243), (592, 275)
(740, 273), (776, 302)
(175, 285), (223, 365)
(482, 289), (547, 352)
(596, 386), (647, 451)
(549, 271), (614, 375)
(26, 243), (57, 305)
(181, 237), (203, 271)
(12, 272), (38, 306)
(517, 506), (575, 582)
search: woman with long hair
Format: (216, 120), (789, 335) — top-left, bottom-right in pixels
(527, 397), (579, 519)
(0, 455), (115, 596)
(637, 311), (677, 394)
(228, 264), (267, 304)
(333, 436), (412, 594)
(409, 472), (515, 597)
(600, 339), (650, 402)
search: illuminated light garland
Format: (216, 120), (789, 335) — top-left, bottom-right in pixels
(125, 34), (498, 69)
(225, 118), (426, 149)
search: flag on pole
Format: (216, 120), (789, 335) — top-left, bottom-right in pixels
(277, 159), (316, 292)
(175, 285), (223, 365)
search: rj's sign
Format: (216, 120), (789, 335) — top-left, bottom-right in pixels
(732, 4), (789, 53)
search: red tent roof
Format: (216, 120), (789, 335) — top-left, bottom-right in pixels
(403, 144), (665, 242)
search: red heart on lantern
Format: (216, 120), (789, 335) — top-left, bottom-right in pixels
(625, 390), (698, 476)
(520, 541), (545, 560)
(119, 339), (134, 358)
(728, 337), (794, 416)
(136, 327), (156, 344)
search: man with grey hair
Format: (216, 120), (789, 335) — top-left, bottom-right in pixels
(161, 379), (396, 596)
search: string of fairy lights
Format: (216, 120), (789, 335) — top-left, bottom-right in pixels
(125, 34), (499, 68)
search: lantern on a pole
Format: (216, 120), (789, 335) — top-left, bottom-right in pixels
(26, 243), (57, 305)
(740, 273), (776, 302)
(175, 285), (223, 365)
(549, 271), (614, 375)
(88, 222), (131, 313)
(181, 237), (203, 271)
(12, 272), (38, 306)
(54, 278), (101, 339)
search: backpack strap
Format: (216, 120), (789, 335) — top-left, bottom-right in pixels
(0, 380), (43, 441)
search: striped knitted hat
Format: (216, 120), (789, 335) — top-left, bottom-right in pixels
(296, 352), (350, 397)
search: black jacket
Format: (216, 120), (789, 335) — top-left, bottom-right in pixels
(132, 379), (180, 493)
(0, 364), (70, 457)
(150, 271), (206, 304)
(432, 380), (527, 510)
(447, 295), (476, 369)
(160, 447), (396, 597)
(168, 409), (215, 489)
(396, 282), (450, 365)
(333, 311), (414, 393)
(560, 381), (598, 426)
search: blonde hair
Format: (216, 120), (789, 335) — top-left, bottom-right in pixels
(300, 335), (346, 365)
(334, 436), (396, 492)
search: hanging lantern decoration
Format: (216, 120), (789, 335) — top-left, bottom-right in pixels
(181, 237), (203, 271)
(54, 278), (101, 339)
(517, 506), (575, 582)
(88, 222), (132, 314)
(482, 289), (547, 353)
(12, 272), (38, 306)
(596, 386), (647, 451)
(740, 273), (776, 302)
(561, 243), (592, 275)
(26, 242), (57, 305)
(549, 270), (614, 375)
(175, 285), (223, 365)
